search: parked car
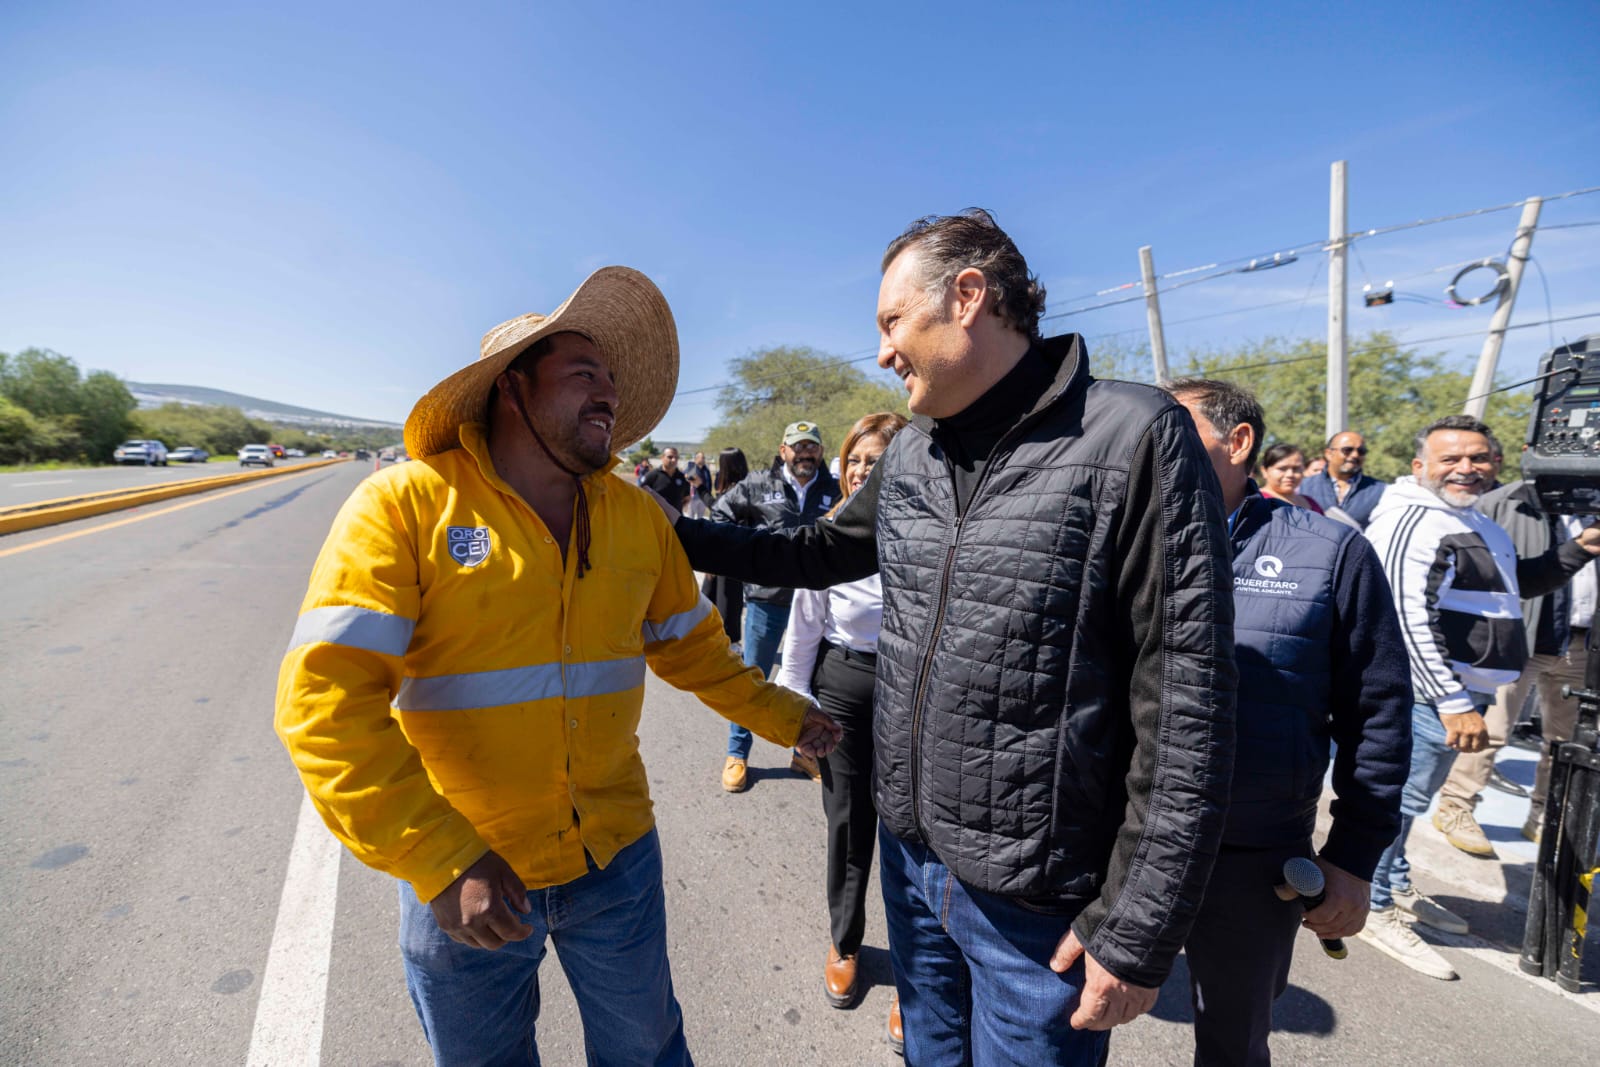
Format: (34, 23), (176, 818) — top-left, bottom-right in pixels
(112, 440), (169, 466)
(267, 444), (287, 459)
(239, 444), (275, 468)
(321, 450), (338, 459)
(168, 446), (210, 463)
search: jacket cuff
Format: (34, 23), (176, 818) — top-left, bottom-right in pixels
(402, 818), (493, 903)
(1432, 689), (1475, 719)
(1319, 822), (1391, 883)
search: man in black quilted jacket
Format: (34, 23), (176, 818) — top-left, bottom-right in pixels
(656, 210), (1236, 1065)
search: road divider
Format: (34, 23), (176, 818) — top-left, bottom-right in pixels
(0, 458), (349, 536)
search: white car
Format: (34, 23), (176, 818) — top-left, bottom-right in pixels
(286, 448), (305, 458)
(238, 444), (275, 468)
(113, 440), (169, 466)
(322, 450), (338, 459)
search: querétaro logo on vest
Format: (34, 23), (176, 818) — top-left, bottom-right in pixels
(447, 526), (492, 567)
(1237, 553), (1300, 595)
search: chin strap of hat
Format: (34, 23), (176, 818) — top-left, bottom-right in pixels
(507, 381), (593, 580)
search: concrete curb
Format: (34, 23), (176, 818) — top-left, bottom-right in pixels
(0, 458), (348, 536)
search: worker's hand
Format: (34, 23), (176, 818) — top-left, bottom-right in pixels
(1439, 710), (1489, 753)
(429, 850), (534, 950)
(794, 704), (844, 758)
(643, 486), (681, 524)
(1050, 929), (1158, 1030)
(1576, 522), (1600, 556)
(1303, 857), (1370, 939)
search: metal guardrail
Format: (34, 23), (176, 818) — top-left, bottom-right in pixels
(0, 457), (349, 536)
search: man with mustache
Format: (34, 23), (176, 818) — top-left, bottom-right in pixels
(710, 420), (842, 790)
(274, 268), (840, 1065)
(1360, 414), (1600, 979)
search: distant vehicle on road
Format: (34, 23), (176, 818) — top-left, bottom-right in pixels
(267, 444), (287, 459)
(321, 450), (338, 459)
(239, 444), (275, 468)
(168, 446), (210, 463)
(286, 448), (305, 458)
(112, 440), (169, 466)
(379, 448), (396, 462)
(354, 449), (371, 461)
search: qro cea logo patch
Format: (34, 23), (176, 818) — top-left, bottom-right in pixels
(447, 526), (492, 567)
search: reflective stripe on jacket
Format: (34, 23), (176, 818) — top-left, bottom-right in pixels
(276, 423), (809, 901)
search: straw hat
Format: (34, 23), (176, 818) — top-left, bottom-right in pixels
(404, 266), (678, 458)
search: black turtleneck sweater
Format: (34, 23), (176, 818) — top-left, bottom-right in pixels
(935, 343), (1060, 516)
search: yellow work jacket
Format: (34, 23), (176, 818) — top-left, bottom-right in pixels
(275, 423), (809, 901)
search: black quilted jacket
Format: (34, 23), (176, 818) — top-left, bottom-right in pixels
(674, 335), (1237, 986)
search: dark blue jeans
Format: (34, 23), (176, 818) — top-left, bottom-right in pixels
(398, 829), (691, 1066)
(726, 599), (790, 759)
(878, 825), (1110, 1066)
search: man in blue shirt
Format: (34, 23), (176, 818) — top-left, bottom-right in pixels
(1301, 430), (1387, 528)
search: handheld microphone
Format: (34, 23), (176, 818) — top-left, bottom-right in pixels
(1274, 856), (1348, 960)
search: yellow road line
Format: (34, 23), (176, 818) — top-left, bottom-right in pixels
(0, 467), (329, 560)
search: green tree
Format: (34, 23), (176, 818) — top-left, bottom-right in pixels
(0, 348), (135, 463)
(1177, 332), (1533, 482)
(700, 346), (906, 469)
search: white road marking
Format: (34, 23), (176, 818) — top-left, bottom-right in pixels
(247, 792), (344, 1066)
(10, 479), (73, 488)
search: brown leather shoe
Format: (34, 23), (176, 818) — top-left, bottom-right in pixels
(790, 751), (821, 781)
(887, 993), (903, 1056)
(824, 946), (859, 1008)
(721, 757), (748, 793)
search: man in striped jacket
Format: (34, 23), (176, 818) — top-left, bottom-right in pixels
(1361, 414), (1600, 980)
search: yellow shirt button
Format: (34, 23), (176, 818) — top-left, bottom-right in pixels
(570, 719), (578, 729)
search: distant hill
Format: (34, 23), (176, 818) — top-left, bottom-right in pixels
(127, 382), (400, 432)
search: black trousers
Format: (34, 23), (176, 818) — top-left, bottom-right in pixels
(812, 641), (878, 956)
(1183, 840), (1310, 1067)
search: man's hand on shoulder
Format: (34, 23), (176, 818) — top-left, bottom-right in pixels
(642, 485), (680, 524)
(1050, 929), (1158, 1030)
(1303, 857), (1369, 940)
(429, 850), (534, 950)
(794, 703), (843, 758)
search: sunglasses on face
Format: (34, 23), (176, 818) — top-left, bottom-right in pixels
(1334, 446), (1368, 456)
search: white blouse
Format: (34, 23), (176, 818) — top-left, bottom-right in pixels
(771, 574), (883, 701)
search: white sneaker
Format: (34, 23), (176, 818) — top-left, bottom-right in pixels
(1392, 885), (1469, 934)
(1358, 907), (1457, 980)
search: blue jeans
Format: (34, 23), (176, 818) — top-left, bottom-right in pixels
(878, 825), (1109, 1067)
(726, 599), (791, 759)
(1369, 702), (1458, 910)
(399, 829), (691, 1067)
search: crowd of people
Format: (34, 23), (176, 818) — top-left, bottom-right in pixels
(272, 209), (1598, 1067)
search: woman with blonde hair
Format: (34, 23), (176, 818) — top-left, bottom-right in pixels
(772, 411), (908, 1051)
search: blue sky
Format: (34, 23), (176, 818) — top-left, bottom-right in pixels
(2, 1), (1596, 442)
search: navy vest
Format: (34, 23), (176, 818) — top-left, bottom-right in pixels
(1225, 492), (1348, 847)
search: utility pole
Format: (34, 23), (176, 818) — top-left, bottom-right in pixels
(1464, 196), (1542, 419)
(1326, 160), (1348, 441)
(1139, 245), (1169, 382)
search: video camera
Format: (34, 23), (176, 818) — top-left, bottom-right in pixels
(1520, 335), (1600, 992)
(1520, 334), (1600, 516)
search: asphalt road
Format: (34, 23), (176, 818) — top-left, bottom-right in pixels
(2, 462), (1598, 1065)
(0, 456), (348, 510)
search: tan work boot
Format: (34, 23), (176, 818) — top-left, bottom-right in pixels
(887, 993), (903, 1056)
(790, 751), (821, 781)
(721, 756), (748, 793)
(1431, 806), (1496, 858)
(824, 946), (859, 1008)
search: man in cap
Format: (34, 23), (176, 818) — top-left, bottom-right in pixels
(274, 267), (841, 1065)
(708, 419), (842, 790)
(653, 210), (1236, 1064)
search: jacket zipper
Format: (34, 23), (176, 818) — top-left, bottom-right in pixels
(904, 415), (1040, 839)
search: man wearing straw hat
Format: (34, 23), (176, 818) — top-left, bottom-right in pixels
(275, 266), (841, 1065)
